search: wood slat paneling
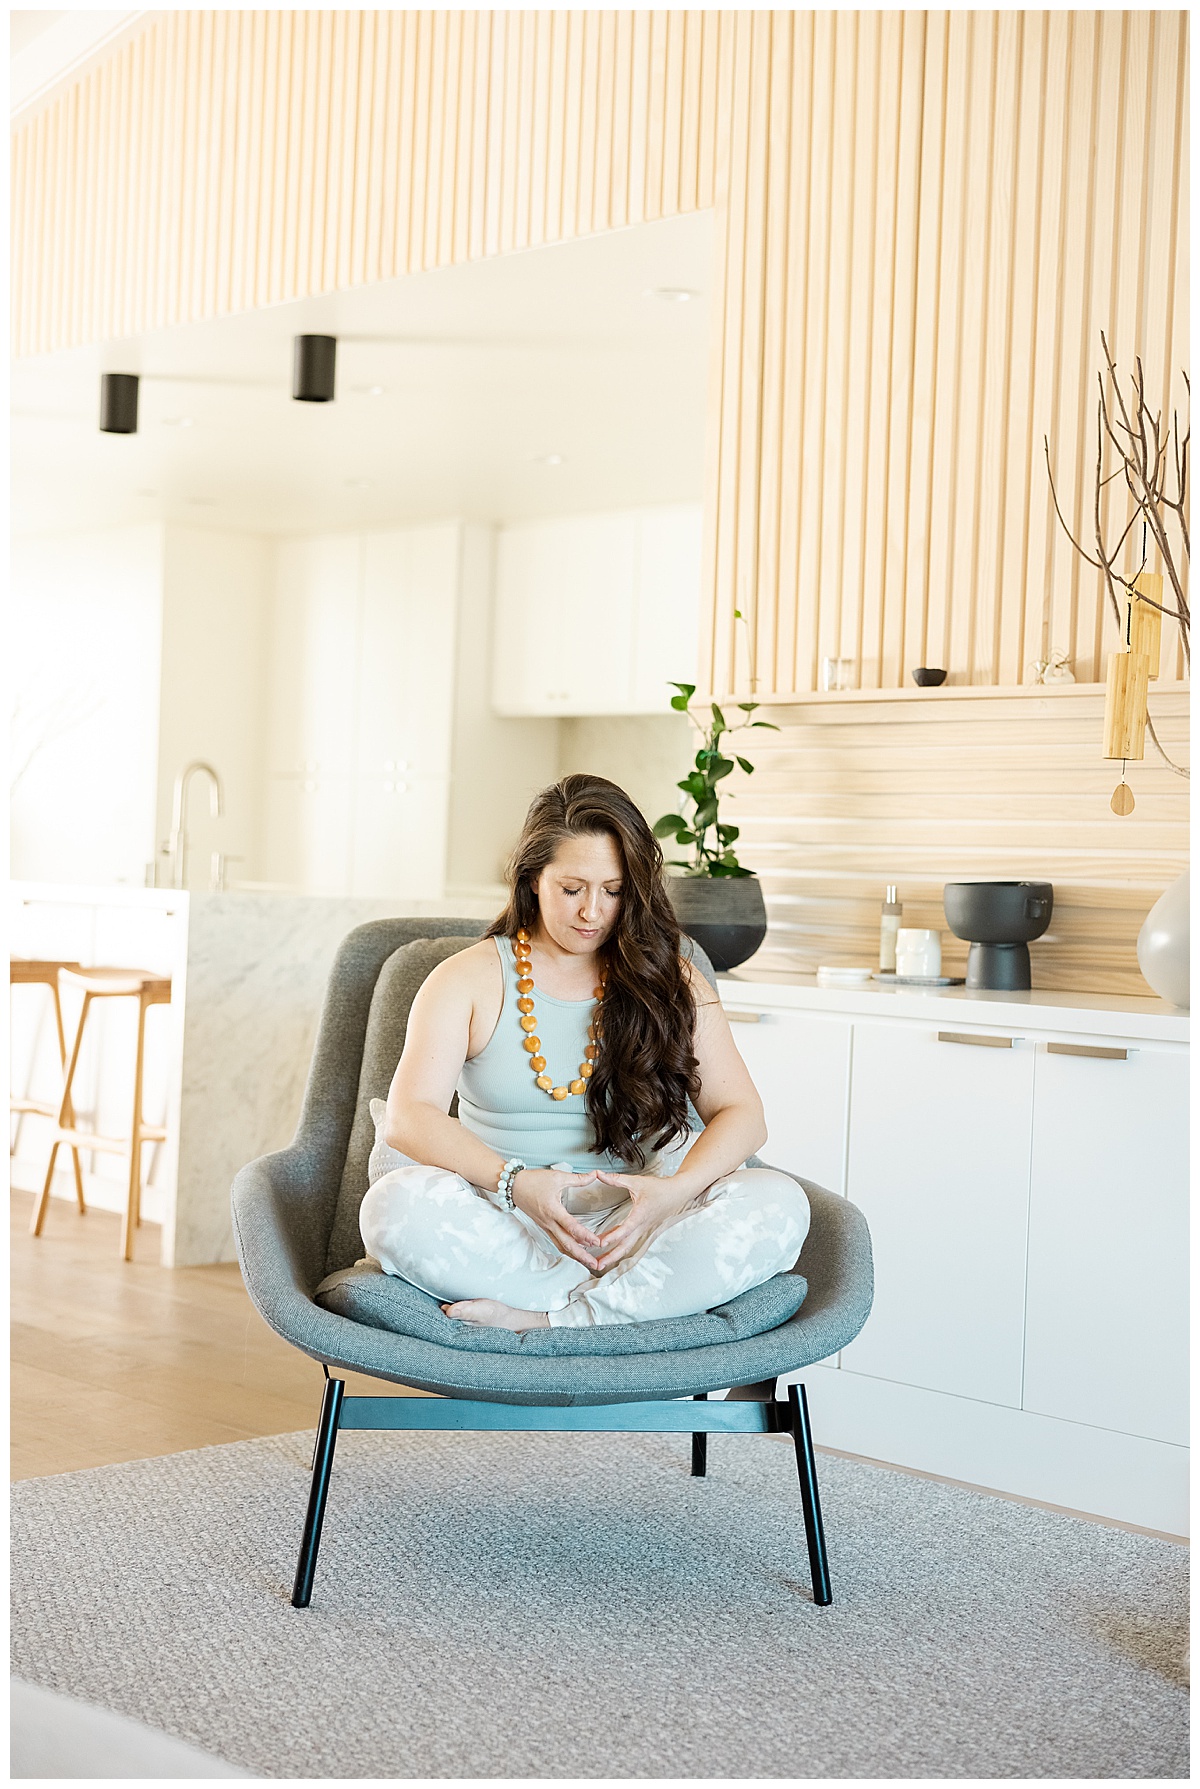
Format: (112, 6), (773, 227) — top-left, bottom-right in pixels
(727, 687), (1188, 997)
(10, 14), (1190, 999)
(16, 13), (1186, 695)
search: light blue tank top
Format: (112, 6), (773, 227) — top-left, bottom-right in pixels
(455, 936), (632, 1173)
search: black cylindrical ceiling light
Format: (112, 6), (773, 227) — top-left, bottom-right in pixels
(293, 334), (337, 402)
(100, 372), (139, 433)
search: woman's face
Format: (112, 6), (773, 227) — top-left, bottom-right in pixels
(531, 831), (624, 955)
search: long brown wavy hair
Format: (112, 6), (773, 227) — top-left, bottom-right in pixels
(486, 774), (700, 1168)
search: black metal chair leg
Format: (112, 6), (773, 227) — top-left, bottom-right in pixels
(292, 1376), (345, 1608)
(787, 1381), (832, 1605)
(691, 1392), (708, 1477)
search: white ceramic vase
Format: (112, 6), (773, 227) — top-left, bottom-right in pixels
(1137, 869), (1190, 1009)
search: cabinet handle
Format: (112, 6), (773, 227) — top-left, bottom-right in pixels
(1046, 1041), (1128, 1061)
(725, 1010), (764, 1024)
(937, 1030), (1015, 1049)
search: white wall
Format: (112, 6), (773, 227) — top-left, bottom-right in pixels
(11, 524), (164, 885)
(557, 713), (692, 837)
(156, 527), (271, 888)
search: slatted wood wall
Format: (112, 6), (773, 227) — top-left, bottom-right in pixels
(705, 9), (1190, 697)
(12, 11), (1189, 697)
(727, 686), (1189, 997)
(11, 12), (1190, 993)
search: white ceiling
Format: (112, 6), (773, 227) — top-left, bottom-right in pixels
(12, 209), (714, 538)
(10, 10), (151, 118)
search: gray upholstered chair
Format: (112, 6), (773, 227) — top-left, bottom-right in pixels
(232, 919), (873, 1610)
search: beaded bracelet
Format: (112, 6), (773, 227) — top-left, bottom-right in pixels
(496, 1157), (526, 1210)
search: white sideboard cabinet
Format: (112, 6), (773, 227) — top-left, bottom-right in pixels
(492, 503), (701, 716)
(718, 976), (1190, 1535)
(840, 1020), (1035, 1409)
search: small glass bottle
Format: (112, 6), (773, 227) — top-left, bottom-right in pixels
(879, 885), (903, 972)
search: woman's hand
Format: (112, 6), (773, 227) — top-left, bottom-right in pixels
(511, 1168), (605, 1270)
(588, 1170), (698, 1275)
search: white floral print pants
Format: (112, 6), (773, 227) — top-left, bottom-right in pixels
(358, 1161), (810, 1327)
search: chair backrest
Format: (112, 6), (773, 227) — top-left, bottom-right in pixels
(318, 923), (720, 1276)
(325, 935), (479, 1273)
(289, 918), (485, 1279)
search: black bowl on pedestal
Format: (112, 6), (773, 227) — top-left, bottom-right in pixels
(943, 881), (1054, 990)
(668, 874), (767, 973)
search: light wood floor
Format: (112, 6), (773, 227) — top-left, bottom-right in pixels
(10, 1189), (415, 1482)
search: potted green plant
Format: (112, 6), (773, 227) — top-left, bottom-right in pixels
(652, 682), (778, 971)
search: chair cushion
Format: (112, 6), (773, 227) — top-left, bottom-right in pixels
(315, 1260), (808, 1356)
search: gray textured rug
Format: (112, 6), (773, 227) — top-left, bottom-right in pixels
(11, 1428), (1188, 1779)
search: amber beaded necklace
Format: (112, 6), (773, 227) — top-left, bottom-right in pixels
(513, 926), (604, 1101)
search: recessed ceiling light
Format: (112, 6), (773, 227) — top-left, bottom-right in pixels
(531, 453), (565, 466)
(162, 416), (194, 428)
(645, 287), (699, 303)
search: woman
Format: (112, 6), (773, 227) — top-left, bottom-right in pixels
(359, 774), (809, 1331)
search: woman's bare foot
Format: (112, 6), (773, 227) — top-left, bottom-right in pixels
(442, 1298), (550, 1331)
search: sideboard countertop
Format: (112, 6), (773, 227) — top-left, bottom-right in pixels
(718, 965), (1189, 1044)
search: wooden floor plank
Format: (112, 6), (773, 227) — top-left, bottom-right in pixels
(10, 1191), (416, 1482)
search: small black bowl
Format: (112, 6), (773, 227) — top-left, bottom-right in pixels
(912, 667), (947, 687)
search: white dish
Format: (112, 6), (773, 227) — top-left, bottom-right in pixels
(816, 964), (875, 986)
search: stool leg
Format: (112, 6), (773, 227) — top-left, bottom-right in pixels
(54, 982), (87, 1213)
(31, 990), (91, 1237)
(122, 991), (150, 1261)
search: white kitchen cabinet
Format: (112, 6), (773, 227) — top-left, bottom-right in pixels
(492, 503), (700, 716)
(263, 774), (353, 894)
(267, 535), (361, 778)
(725, 1008), (849, 1193)
(356, 528), (459, 782)
(263, 525), (460, 897)
(350, 774), (451, 900)
(1022, 1042), (1189, 1446)
(838, 1020), (1035, 1407)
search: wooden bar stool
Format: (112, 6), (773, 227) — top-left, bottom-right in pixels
(10, 959), (86, 1211)
(31, 966), (173, 1260)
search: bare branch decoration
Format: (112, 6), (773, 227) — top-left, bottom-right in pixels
(1045, 333), (1189, 779)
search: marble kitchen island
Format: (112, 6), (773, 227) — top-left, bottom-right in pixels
(10, 883), (499, 1266)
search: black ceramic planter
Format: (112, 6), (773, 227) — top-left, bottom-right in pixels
(668, 874), (768, 973)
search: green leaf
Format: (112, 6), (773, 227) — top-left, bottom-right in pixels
(693, 798), (718, 830)
(669, 694), (689, 711)
(681, 770), (709, 802)
(750, 720), (780, 730)
(674, 828), (697, 845)
(710, 702), (727, 731)
(737, 701), (758, 712)
(653, 814), (686, 838)
(736, 756), (755, 775)
(710, 754), (735, 780)
(717, 823), (739, 844)
(668, 682), (696, 699)
(733, 608), (743, 620)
